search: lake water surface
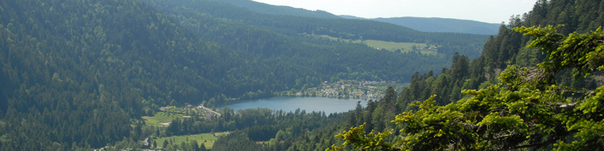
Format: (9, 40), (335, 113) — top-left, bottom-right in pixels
(217, 97), (369, 114)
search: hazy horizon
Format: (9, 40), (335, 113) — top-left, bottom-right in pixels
(252, 0), (535, 24)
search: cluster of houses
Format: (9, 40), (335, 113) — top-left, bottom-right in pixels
(360, 81), (396, 86)
(323, 80), (396, 86)
(157, 104), (218, 121)
(307, 80), (397, 99)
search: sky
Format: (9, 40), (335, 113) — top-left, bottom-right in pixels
(251, 0), (536, 24)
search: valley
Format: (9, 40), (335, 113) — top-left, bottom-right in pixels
(1, 0), (602, 150)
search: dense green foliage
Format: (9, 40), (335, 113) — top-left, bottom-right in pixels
(0, 0), (178, 149)
(373, 17), (501, 35)
(328, 0), (604, 150)
(346, 25), (604, 151)
(396, 0), (604, 110)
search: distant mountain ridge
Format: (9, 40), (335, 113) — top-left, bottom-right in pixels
(213, 0), (500, 35)
(338, 15), (367, 20)
(340, 15), (501, 35)
(372, 17), (501, 35)
(340, 15), (502, 35)
(213, 0), (341, 19)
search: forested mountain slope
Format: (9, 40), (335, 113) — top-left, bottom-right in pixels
(324, 0), (604, 150)
(0, 0), (274, 149)
(143, 0), (489, 59)
(140, 0), (462, 96)
(212, 0), (341, 19)
(209, 0), (604, 150)
(373, 17), (501, 35)
(0, 0), (490, 149)
(208, 0), (500, 36)
(209, 0), (499, 36)
(396, 0), (604, 115)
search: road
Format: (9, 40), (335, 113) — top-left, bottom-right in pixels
(198, 104), (221, 116)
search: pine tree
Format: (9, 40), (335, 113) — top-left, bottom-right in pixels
(200, 143), (207, 151)
(162, 140), (169, 149)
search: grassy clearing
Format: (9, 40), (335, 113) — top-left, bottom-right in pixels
(142, 112), (185, 125)
(154, 132), (229, 149)
(318, 35), (438, 55)
(363, 40), (425, 51)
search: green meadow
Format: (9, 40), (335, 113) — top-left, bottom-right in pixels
(318, 35), (438, 55)
(142, 112), (185, 126)
(153, 132), (229, 149)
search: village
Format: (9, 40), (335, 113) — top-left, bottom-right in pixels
(275, 80), (407, 99)
(155, 103), (222, 122)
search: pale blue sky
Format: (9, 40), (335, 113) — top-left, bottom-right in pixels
(252, 0), (536, 24)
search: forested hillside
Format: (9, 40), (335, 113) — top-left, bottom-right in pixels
(143, 0), (489, 59)
(142, 0), (445, 84)
(214, 0), (500, 36)
(0, 0), (490, 150)
(326, 0), (604, 150)
(373, 17), (501, 35)
(376, 0), (604, 130)
(204, 0), (604, 150)
(212, 0), (341, 19)
(0, 0), (253, 149)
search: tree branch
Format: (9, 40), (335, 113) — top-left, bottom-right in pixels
(492, 136), (558, 151)
(555, 102), (576, 112)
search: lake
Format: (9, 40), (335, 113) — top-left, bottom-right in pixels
(217, 97), (369, 114)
